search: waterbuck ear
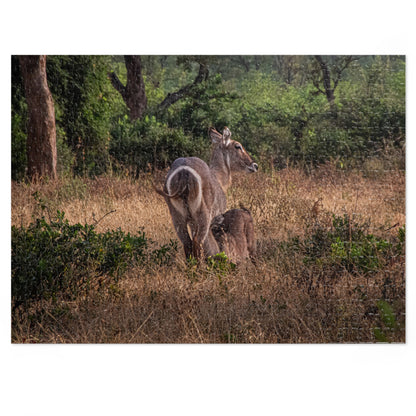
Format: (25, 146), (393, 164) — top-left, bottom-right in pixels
(209, 127), (223, 144)
(222, 127), (231, 146)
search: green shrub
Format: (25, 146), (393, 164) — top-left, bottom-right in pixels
(110, 115), (209, 175)
(207, 252), (236, 275)
(292, 214), (402, 276)
(373, 300), (400, 343)
(46, 55), (123, 177)
(330, 234), (391, 274)
(11, 210), (177, 308)
(11, 113), (27, 181)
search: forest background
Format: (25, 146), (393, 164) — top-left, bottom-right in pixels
(11, 55), (405, 181)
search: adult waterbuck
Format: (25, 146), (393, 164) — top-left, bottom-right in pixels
(211, 208), (256, 264)
(155, 127), (258, 260)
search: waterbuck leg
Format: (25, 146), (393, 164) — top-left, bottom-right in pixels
(177, 223), (193, 259)
(192, 232), (217, 260)
(168, 205), (193, 259)
(192, 236), (203, 260)
(192, 208), (219, 259)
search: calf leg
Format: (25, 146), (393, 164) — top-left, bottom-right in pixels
(203, 229), (220, 258)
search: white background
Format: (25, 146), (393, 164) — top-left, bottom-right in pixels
(1, 1), (414, 415)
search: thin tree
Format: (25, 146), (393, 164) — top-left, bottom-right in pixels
(312, 55), (358, 112)
(19, 55), (57, 180)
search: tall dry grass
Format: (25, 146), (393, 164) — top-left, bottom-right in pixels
(11, 165), (405, 343)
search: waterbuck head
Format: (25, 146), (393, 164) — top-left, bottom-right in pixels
(209, 127), (258, 176)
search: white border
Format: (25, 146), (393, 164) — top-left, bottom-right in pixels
(2, 1), (414, 415)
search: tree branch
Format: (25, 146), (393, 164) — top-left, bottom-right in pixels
(108, 71), (126, 99)
(311, 78), (325, 95)
(92, 209), (117, 227)
(333, 56), (359, 90)
(158, 63), (209, 112)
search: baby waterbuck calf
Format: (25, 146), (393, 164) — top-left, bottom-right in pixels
(156, 127), (258, 260)
(211, 208), (256, 264)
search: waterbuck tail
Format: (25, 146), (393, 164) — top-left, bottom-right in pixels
(165, 166), (203, 215)
(153, 184), (183, 199)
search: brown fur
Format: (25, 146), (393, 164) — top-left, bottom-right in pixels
(156, 127), (257, 260)
(211, 208), (256, 264)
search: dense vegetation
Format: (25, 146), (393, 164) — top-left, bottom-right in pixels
(12, 55), (405, 180)
(12, 204), (177, 309)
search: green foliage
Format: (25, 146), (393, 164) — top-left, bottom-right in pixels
(206, 252), (236, 289)
(161, 72), (237, 138)
(207, 252), (236, 274)
(184, 252), (236, 284)
(110, 115), (209, 175)
(373, 300), (399, 343)
(336, 57), (405, 159)
(11, 57), (29, 180)
(396, 226), (405, 255)
(11, 208), (177, 308)
(330, 234), (391, 274)
(46, 55), (124, 176)
(230, 59), (404, 168)
(11, 55), (405, 179)
(11, 113), (27, 181)
(292, 214), (402, 276)
(56, 126), (75, 177)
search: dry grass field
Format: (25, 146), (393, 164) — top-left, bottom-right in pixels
(11, 164), (405, 343)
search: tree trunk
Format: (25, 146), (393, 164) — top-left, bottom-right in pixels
(19, 55), (57, 180)
(314, 55), (336, 106)
(109, 55), (147, 121)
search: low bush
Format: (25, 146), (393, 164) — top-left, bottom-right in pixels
(11, 209), (177, 308)
(291, 214), (404, 276)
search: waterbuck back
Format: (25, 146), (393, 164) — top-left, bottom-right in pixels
(156, 127), (258, 260)
(211, 208), (256, 264)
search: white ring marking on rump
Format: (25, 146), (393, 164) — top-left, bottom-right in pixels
(166, 166), (202, 216)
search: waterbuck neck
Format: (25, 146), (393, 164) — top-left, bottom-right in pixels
(209, 146), (232, 192)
